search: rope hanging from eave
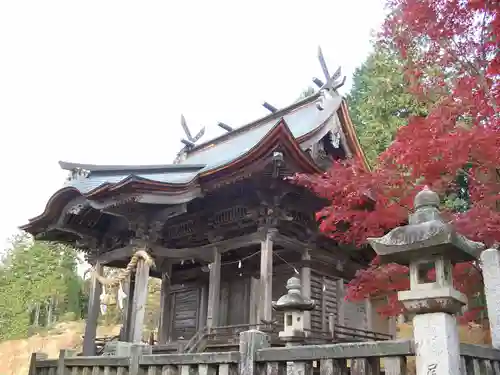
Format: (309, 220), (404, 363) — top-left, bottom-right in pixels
(85, 249), (156, 310)
(91, 249), (156, 287)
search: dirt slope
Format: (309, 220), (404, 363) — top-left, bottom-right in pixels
(0, 321), (120, 375)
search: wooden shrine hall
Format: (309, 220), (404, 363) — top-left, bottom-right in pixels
(21, 52), (394, 355)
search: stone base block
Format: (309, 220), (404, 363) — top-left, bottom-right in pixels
(413, 312), (461, 375)
(398, 286), (466, 314)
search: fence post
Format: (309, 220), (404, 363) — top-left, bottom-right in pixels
(239, 330), (269, 375)
(57, 349), (75, 375)
(28, 352), (48, 375)
(480, 247), (500, 349)
(128, 344), (144, 375)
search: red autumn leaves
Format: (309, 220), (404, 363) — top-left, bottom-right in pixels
(291, 0), (499, 320)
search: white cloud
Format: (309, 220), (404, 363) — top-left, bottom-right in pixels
(0, 0), (385, 250)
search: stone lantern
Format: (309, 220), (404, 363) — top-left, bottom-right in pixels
(368, 186), (484, 375)
(272, 276), (315, 345)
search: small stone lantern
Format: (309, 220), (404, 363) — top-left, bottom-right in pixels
(272, 276), (315, 345)
(368, 186), (484, 375)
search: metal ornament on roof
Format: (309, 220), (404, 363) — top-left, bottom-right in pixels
(314, 46), (346, 111)
(180, 114), (206, 148)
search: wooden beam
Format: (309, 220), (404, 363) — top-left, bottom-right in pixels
(206, 248), (221, 328)
(259, 229), (276, 326)
(130, 258), (150, 342)
(98, 232), (263, 264)
(262, 102), (278, 113)
(217, 122), (233, 132)
(97, 245), (136, 264)
(83, 261), (102, 355)
(273, 233), (364, 278)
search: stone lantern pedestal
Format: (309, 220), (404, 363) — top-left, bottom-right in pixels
(272, 276), (315, 347)
(368, 187), (484, 375)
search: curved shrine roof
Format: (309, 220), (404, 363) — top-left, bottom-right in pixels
(20, 93), (368, 235)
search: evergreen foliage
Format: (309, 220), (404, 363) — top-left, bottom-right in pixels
(347, 44), (427, 166)
(0, 234), (84, 340)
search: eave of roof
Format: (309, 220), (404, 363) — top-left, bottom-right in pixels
(337, 100), (370, 171)
(20, 111), (326, 234)
(54, 95), (341, 198)
(59, 161), (206, 174)
(20, 93), (370, 237)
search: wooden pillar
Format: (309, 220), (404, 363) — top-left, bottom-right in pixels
(83, 261), (103, 355)
(321, 277), (328, 331)
(397, 314), (405, 324)
(365, 298), (373, 331)
(198, 284), (208, 330)
(206, 247), (221, 328)
(249, 277), (260, 325)
(328, 313), (336, 339)
(336, 279), (345, 326)
(301, 249), (311, 330)
(259, 229), (276, 326)
(130, 258), (150, 343)
(120, 274), (135, 342)
(158, 262), (172, 344)
(389, 316), (397, 338)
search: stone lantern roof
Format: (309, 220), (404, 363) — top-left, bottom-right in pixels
(368, 186), (484, 266)
(272, 277), (315, 311)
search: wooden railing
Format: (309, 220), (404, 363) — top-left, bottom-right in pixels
(182, 324), (279, 353)
(183, 326), (208, 353)
(182, 323), (393, 352)
(31, 338), (500, 375)
(461, 343), (500, 374)
(333, 324), (393, 341)
(30, 349), (239, 375)
(207, 323), (278, 345)
(256, 340), (413, 374)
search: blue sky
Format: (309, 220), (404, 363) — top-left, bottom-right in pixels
(0, 0), (386, 250)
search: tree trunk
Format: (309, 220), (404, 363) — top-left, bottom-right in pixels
(46, 298), (53, 327)
(34, 303), (40, 327)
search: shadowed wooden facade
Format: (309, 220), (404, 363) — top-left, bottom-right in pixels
(21, 88), (391, 355)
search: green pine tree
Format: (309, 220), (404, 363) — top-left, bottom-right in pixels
(347, 44), (427, 166)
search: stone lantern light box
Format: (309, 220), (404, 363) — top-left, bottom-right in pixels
(368, 186), (485, 315)
(272, 276), (315, 342)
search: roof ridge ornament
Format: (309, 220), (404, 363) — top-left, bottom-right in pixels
(314, 46), (346, 110)
(174, 114), (206, 163)
(180, 114), (205, 148)
(65, 167), (91, 182)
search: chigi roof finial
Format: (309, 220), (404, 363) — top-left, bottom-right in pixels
(179, 114), (205, 148)
(314, 46), (346, 110)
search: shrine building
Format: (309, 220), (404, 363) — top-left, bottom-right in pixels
(20, 53), (394, 354)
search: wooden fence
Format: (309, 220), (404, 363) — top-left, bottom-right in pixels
(29, 336), (500, 375)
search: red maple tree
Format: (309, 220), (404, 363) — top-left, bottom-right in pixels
(292, 0), (499, 321)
